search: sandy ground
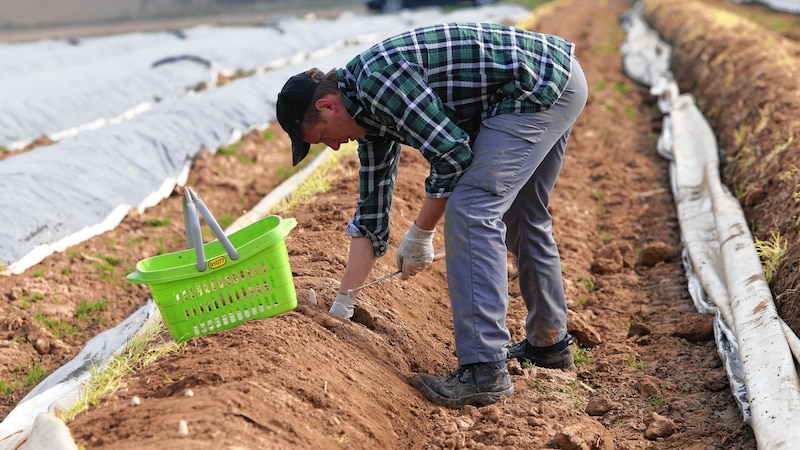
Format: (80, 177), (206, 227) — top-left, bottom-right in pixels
(3, 0), (800, 448)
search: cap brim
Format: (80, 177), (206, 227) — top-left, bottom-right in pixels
(290, 126), (310, 166)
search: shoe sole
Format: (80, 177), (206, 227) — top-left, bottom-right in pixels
(409, 374), (514, 408)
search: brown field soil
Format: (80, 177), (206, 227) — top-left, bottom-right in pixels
(2, 0), (798, 448)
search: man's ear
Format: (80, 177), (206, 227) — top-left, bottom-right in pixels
(314, 96), (336, 112)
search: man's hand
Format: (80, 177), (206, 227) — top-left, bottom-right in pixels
(396, 223), (435, 280)
(329, 292), (355, 320)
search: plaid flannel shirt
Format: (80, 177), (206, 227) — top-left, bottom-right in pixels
(338, 22), (575, 256)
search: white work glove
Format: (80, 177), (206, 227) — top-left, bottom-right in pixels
(396, 223), (435, 280)
(329, 292), (355, 320)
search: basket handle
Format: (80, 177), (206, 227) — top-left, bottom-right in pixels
(183, 189), (205, 271)
(182, 187), (239, 272)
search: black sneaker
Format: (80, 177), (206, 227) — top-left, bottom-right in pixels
(506, 337), (575, 369)
(410, 362), (514, 408)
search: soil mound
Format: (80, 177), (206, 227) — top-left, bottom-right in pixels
(7, 0), (800, 448)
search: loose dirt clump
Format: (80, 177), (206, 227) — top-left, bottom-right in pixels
(5, 0), (799, 448)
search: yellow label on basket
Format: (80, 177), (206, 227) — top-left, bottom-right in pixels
(208, 256), (227, 269)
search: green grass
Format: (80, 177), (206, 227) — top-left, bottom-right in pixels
(1, 363), (50, 394)
(766, 17), (789, 32)
(525, 378), (547, 392)
(76, 300), (109, 325)
(612, 81), (633, 95)
(507, 0), (555, 10)
(624, 350), (647, 370)
(592, 191), (607, 214)
(23, 292), (44, 302)
(269, 142), (330, 186)
(593, 43), (615, 53)
(75, 252), (124, 284)
(32, 313), (79, 338)
(275, 166), (299, 184)
(592, 79), (608, 93)
(623, 105), (638, 121)
(779, 166), (798, 182)
(143, 218), (171, 227)
(522, 360), (533, 370)
(730, 0), (795, 32)
(271, 143), (357, 215)
(218, 138), (258, 165)
(218, 140), (241, 157)
(59, 316), (183, 421)
(0, 380), (14, 394)
(573, 346), (591, 365)
(217, 212), (236, 229)
(100, 254), (122, 266)
(754, 231), (787, 283)
(647, 395), (665, 408)
(24, 364), (47, 387)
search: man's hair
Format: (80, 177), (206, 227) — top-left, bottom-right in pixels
(303, 68), (339, 127)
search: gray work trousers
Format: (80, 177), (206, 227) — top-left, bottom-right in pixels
(444, 57), (588, 365)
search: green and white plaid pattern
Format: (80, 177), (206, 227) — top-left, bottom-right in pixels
(338, 22), (575, 255)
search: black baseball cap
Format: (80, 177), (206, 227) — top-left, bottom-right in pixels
(276, 69), (324, 166)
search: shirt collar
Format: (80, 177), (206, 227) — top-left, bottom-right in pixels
(337, 68), (403, 142)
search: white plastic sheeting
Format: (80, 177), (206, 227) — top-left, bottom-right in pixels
(0, 4), (528, 275)
(0, 5), (528, 448)
(621, 3), (800, 448)
(0, 302), (158, 450)
(0, 13), (405, 149)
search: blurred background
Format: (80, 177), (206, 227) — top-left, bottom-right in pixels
(0, 0), (369, 41)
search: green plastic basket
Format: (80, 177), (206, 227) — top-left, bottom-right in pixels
(128, 214), (298, 343)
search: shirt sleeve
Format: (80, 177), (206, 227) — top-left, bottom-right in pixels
(357, 60), (473, 197)
(345, 137), (402, 257)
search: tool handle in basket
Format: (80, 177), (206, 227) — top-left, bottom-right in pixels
(183, 187), (240, 272)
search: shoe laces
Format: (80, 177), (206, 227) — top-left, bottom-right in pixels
(447, 365), (474, 383)
(507, 340), (525, 352)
